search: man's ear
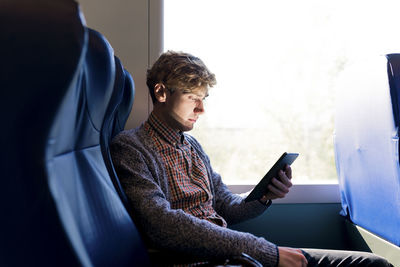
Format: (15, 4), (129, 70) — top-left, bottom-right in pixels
(154, 83), (167, 103)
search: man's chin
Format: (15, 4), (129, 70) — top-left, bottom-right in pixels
(167, 115), (196, 132)
(180, 124), (194, 132)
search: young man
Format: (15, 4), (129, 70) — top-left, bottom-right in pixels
(110, 51), (392, 267)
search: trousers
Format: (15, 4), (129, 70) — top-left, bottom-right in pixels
(302, 248), (394, 267)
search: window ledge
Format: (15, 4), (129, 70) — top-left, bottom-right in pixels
(228, 184), (341, 204)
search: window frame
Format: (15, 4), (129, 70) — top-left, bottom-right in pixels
(229, 184), (340, 204)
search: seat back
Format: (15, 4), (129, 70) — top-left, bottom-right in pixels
(100, 56), (135, 211)
(334, 54), (400, 246)
(1, 1), (85, 266)
(1, 1), (149, 266)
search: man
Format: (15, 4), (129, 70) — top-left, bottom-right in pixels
(110, 51), (392, 267)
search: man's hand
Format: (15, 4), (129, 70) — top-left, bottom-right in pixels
(278, 247), (308, 267)
(259, 165), (293, 202)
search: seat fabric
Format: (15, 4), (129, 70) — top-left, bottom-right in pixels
(1, 1), (149, 266)
(335, 54), (400, 246)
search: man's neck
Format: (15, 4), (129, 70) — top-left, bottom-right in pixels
(152, 107), (181, 132)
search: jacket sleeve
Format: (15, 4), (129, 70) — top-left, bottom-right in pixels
(210, 162), (271, 225)
(110, 132), (278, 267)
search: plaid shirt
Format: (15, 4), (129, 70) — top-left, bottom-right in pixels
(144, 113), (227, 227)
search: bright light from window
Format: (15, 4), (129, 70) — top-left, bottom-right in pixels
(164, 0), (400, 185)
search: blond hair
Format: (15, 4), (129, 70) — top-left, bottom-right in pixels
(146, 51), (216, 103)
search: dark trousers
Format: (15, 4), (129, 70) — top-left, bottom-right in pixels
(302, 249), (394, 267)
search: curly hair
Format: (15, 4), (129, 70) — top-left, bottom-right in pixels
(146, 51), (217, 103)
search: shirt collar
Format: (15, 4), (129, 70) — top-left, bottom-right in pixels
(147, 112), (185, 146)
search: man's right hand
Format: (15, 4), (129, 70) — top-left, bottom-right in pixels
(278, 247), (308, 267)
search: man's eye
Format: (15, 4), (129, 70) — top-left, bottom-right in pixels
(188, 95), (206, 104)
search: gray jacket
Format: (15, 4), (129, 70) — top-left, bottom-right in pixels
(110, 124), (278, 266)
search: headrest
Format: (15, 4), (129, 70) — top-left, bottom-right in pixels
(46, 28), (116, 157)
(100, 55), (135, 211)
(1, 0), (86, 164)
(104, 57), (135, 139)
(84, 29), (116, 131)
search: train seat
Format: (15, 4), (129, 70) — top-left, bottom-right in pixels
(1, 0), (149, 266)
(334, 54), (400, 247)
(1, 1), (87, 265)
(100, 55), (136, 216)
(45, 26), (150, 267)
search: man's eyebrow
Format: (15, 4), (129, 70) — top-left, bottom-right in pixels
(190, 92), (208, 98)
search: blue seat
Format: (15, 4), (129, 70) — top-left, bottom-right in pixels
(101, 56), (136, 213)
(1, 1), (149, 266)
(334, 54), (400, 246)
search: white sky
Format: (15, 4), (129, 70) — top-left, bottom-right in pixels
(164, 0), (400, 183)
(164, 0), (400, 128)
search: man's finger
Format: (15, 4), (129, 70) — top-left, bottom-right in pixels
(271, 177), (290, 193)
(278, 170), (293, 187)
(285, 165), (292, 179)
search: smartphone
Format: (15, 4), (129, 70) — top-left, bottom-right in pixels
(244, 152), (299, 202)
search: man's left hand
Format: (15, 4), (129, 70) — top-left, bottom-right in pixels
(260, 164), (293, 202)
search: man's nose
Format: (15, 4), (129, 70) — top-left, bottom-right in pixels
(195, 100), (205, 114)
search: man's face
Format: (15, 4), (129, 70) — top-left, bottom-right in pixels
(161, 88), (208, 132)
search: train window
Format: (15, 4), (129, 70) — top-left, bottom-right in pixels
(163, 0), (400, 185)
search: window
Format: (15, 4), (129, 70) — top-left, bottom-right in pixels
(164, 0), (400, 185)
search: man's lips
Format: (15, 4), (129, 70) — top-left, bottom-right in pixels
(188, 118), (197, 123)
